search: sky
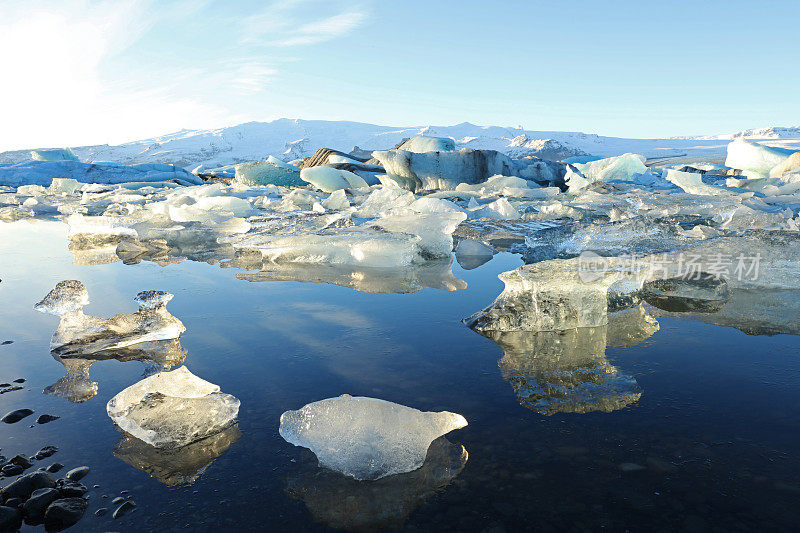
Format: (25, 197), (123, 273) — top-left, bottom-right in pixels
(1, 0), (798, 150)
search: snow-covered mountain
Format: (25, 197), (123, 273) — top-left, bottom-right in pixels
(2, 119), (800, 170)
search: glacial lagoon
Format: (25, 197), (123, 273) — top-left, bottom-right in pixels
(2, 219), (800, 531)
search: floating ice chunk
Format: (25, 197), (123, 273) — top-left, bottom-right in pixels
(168, 196), (253, 223)
(406, 196), (464, 215)
(279, 395), (467, 480)
(573, 153), (647, 183)
(234, 159), (303, 187)
(301, 166), (369, 192)
(34, 281), (186, 351)
(367, 212), (467, 258)
(48, 178), (80, 195)
(321, 189), (350, 210)
(455, 174), (530, 195)
(665, 169), (745, 196)
(468, 198), (520, 220)
(327, 153), (366, 165)
(465, 258), (648, 332)
(725, 138), (795, 178)
(355, 186), (415, 217)
(33, 280), (89, 315)
(107, 366), (240, 449)
(31, 148), (79, 161)
(454, 238), (496, 270)
(395, 136), (456, 153)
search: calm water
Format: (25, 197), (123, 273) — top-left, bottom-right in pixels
(1, 220), (800, 532)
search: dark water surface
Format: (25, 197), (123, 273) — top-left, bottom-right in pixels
(1, 221), (799, 532)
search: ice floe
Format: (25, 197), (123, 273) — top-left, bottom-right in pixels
(107, 366), (240, 449)
(279, 395), (467, 480)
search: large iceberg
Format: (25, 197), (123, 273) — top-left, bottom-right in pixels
(107, 366), (240, 449)
(371, 148), (515, 191)
(279, 395), (467, 480)
(725, 138), (796, 179)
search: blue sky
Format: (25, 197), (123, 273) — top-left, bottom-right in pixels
(1, 0), (798, 149)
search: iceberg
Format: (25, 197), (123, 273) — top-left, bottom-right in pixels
(769, 151), (800, 178)
(464, 258), (648, 333)
(107, 366), (240, 449)
(454, 238), (496, 270)
(279, 395), (467, 480)
(665, 169), (745, 196)
(43, 357), (98, 403)
(233, 158), (303, 187)
(725, 138), (796, 179)
(371, 148), (515, 191)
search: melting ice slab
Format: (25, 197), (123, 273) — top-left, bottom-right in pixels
(279, 395), (467, 480)
(107, 366), (240, 449)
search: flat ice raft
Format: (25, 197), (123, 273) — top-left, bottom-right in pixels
(0, 160), (203, 187)
(279, 395), (467, 480)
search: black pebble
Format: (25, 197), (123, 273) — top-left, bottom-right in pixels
(1, 340), (13, 345)
(1, 409), (33, 424)
(12, 379), (24, 384)
(46, 463), (64, 473)
(1, 464), (23, 476)
(112, 497), (124, 505)
(37, 445), (58, 458)
(95, 507), (108, 516)
(113, 500), (136, 519)
(66, 466), (89, 481)
(4, 498), (22, 508)
(36, 414), (60, 424)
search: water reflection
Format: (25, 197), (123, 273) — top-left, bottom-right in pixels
(112, 426), (242, 486)
(225, 252), (466, 294)
(477, 306), (657, 415)
(286, 437), (467, 532)
(43, 357), (98, 403)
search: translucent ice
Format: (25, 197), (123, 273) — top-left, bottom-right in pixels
(366, 212), (466, 258)
(48, 178), (80, 195)
(34, 281), (185, 351)
(665, 169), (743, 196)
(279, 395), (467, 480)
(300, 166), (369, 192)
(234, 159), (303, 187)
(107, 366), (240, 449)
(464, 258), (648, 332)
(573, 153), (647, 183)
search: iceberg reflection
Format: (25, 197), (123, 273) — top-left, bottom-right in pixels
(286, 437), (467, 533)
(478, 306), (657, 415)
